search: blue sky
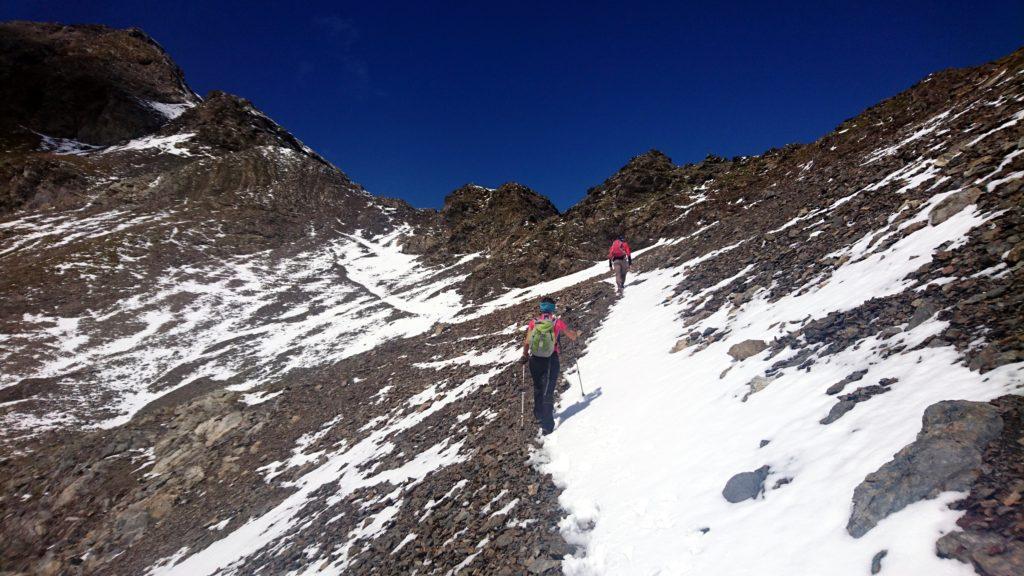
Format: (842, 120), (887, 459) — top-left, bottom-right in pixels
(5, 1), (1023, 209)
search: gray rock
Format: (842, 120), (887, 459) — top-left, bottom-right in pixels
(727, 339), (768, 361)
(820, 399), (856, 424)
(846, 400), (1003, 537)
(741, 375), (775, 402)
(907, 299), (940, 330)
(722, 465), (770, 503)
(670, 338), (692, 353)
(113, 507), (150, 544)
(877, 326), (902, 339)
(196, 411), (244, 446)
(870, 550), (887, 574)
(525, 557), (560, 573)
(929, 187), (982, 226)
(825, 369), (868, 395)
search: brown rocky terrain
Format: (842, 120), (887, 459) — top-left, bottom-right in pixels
(0, 21), (1022, 576)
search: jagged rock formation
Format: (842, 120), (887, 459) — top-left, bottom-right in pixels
(0, 21), (1022, 576)
(441, 183), (559, 251)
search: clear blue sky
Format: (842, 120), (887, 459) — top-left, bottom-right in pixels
(5, 1), (1023, 209)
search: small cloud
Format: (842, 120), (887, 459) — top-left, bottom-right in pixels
(310, 15), (384, 100)
(314, 15), (360, 49)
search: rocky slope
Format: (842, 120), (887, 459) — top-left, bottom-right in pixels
(1, 22), (1022, 576)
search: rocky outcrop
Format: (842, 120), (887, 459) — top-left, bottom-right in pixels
(440, 182), (559, 253)
(169, 91), (324, 160)
(847, 400), (1004, 537)
(0, 21), (196, 147)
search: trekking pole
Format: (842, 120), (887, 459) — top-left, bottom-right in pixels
(520, 364), (526, 428)
(573, 342), (586, 396)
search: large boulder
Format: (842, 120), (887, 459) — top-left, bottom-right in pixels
(727, 339), (768, 361)
(846, 400), (1003, 537)
(722, 465), (771, 503)
(929, 187), (982, 225)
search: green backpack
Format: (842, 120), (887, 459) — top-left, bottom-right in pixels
(530, 316), (558, 358)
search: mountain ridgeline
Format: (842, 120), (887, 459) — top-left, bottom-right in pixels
(0, 21), (1022, 576)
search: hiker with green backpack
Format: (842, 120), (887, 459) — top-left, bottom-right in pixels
(519, 297), (580, 435)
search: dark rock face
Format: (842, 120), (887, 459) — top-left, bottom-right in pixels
(0, 21), (196, 146)
(722, 465), (771, 503)
(0, 154), (93, 214)
(847, 400), (1004, 537)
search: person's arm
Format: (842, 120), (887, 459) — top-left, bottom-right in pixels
(521, 326), (532, 360)
(558, 319), (580, 342)
(626, 242), (633, 265)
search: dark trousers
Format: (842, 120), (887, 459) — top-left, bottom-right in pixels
(529, 353), (560, 433)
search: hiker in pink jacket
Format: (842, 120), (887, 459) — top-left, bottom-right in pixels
(520, 297), (580, 435)
(608, 235), (632, 296)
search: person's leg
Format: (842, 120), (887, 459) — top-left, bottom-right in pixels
(541, 354), (560, 433)
(614, 260), (626, 293)
(529, 356), (545, 421)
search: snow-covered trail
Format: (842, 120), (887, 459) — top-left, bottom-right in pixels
(544, 258), (1020, 574)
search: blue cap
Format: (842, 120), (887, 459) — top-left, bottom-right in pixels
(539, 301), (556, 313)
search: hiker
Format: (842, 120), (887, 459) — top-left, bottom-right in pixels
(519, 297), (580, 435)
(608, 234), (632, 296)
